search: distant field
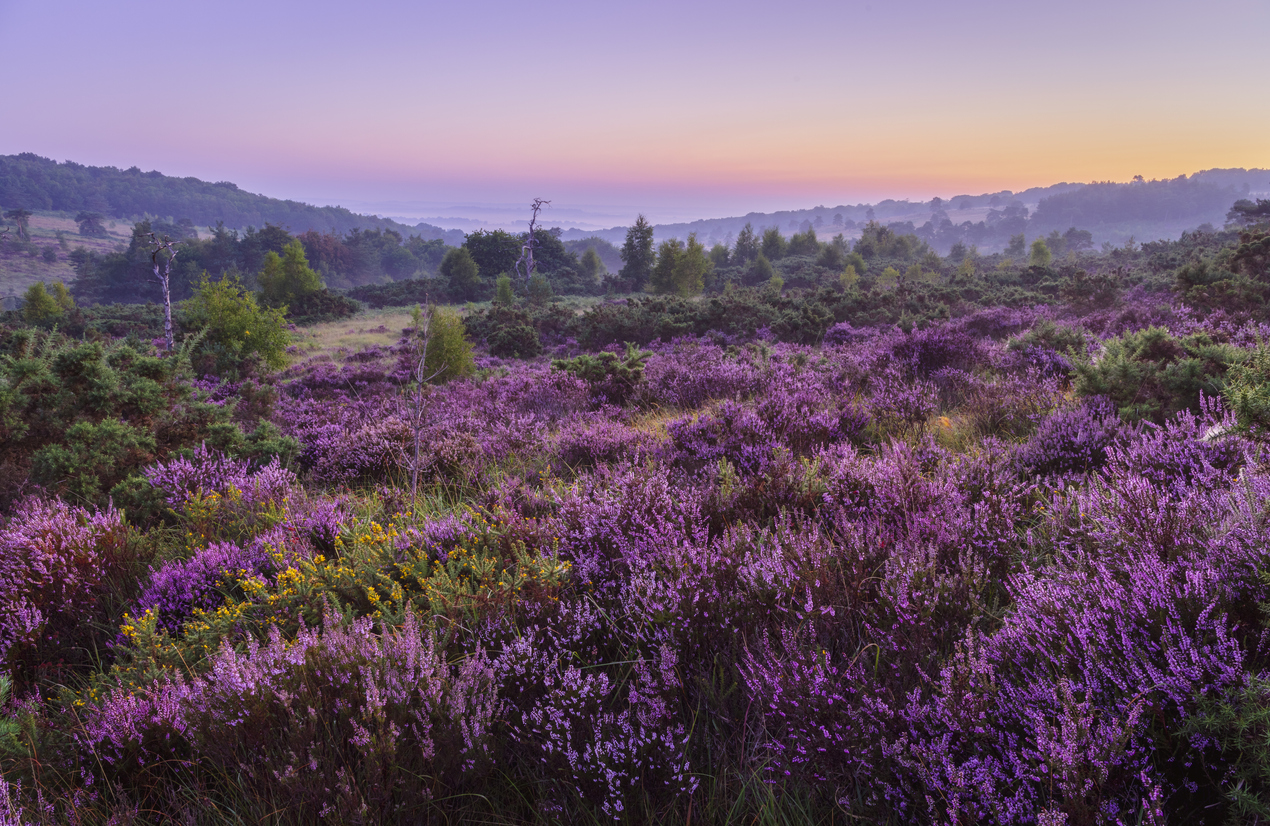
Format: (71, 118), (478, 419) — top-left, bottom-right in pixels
(0, 212), (123, 296)
(0, 211), (215, 297)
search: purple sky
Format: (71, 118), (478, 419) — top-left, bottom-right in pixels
(1, 0), (1267, 226)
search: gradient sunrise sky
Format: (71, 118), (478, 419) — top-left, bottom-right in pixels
(1, 0), (1267, 224)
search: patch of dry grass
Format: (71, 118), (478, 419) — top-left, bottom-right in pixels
(293, 309), (416, 361)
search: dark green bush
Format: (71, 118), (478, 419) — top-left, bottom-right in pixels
(285, 288), (360, 324)
(552, 342), (652, 404)
(0, 330), (295, 512)
(1074, 327), (1237, 423)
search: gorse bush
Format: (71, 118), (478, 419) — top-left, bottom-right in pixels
(551, 342), (651, 405)
(1073, 326), (1236, 423)
(0, 330), (295, 510)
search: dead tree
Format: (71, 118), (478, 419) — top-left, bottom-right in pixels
(148, 233), (178, 353)
(2, 209), (31, 243)
(512, 198), (550, 284)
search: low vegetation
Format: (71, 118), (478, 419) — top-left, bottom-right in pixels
(0, 205), (1268, 825)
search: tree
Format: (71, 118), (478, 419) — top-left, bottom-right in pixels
(761, 227), (788, 260)
(650, 238), (683, 295)
(495, 274), (514, 306)
(787, 227), (819, 257)
(74, 212), (108, 237)
(1030, 238), (1052, 268)
(257, 239), (323, 309)
(527, 273), (553, 305)
(1227, 199), (1270, 228)
(709, 243), (730, 267)
(512, 199), (550, 284)
(1006, 233), (1026, 257)
(3, 209), (31, 242)
(817, 243), (845, 270)
(619, 214), (656, 291)
(22, 283), (62, 325)
(420, 305), (474, 385)
(752, 252), (776, 284)
(579, 247), (607, 285)
(439, 247), (480, 299)
(650, 234), (711, 297)
(463, 229), (521, 277)
(733, 222), (759, 265)
(1045, 229), (1067, 257)
(676, 233), (712, 297)
(1063, 226), (1094, 252)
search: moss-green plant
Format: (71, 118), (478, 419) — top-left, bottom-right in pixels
(553, 342), (652, 403)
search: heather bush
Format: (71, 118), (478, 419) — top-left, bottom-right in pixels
(553, 416), (656, 472)
(85, 612), (502, 822)
(13, 233), (1270, 824)
(1016, 396), (1123, 479)
(0, 498), (132, 684)
(664, 401), (775, 474)
(636, 339), (760, 408)
(754, 365), (868, 453)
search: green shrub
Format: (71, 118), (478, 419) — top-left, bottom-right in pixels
(488, 322), (542, 359)
(284, 289), (359, 324)
(1008, 319), (1088, 356)
(179, 273), (291, 376)
(0, 331), (295, 512)
(257, 239), (323, 308)
(1223, 341), (1270, 438)
(1180, 675), (1270, 824)
(21, 282), (73, 326)
(1074, 326), (1236, 423)
(552, 342), (652, 404)
(419, 305), (474, 383)
(495, 274), (514, 306)
(527, 273), (553, 305)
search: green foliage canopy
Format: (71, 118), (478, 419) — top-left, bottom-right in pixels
(258, 240), (323, 308)
(180, 273), (291, 375)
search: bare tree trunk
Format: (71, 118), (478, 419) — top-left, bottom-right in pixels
(148, 233), (178, 353)
(512, 198), (550, 284)
(410, 305), (431, 502)
(408, 301), (448, 502)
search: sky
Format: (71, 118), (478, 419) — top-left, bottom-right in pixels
(1, 0), (1268, 227)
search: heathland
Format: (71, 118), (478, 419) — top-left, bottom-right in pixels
(1, 192), (1270, 824)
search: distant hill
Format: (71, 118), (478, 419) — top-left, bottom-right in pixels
(0, 153), (465, 244)
(559, 169), (1270, 253)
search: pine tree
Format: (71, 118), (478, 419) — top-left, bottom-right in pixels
(619, 214), (655, 291)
